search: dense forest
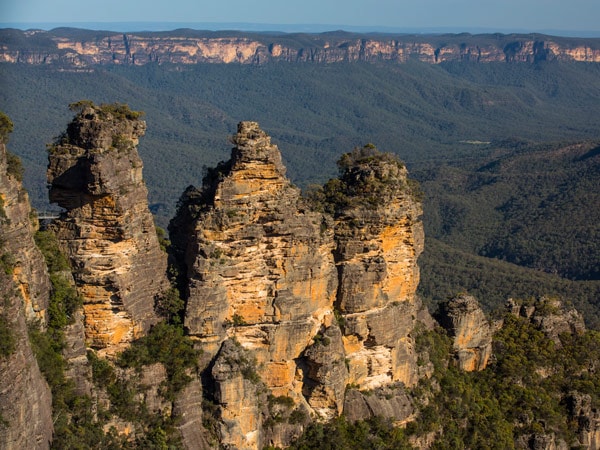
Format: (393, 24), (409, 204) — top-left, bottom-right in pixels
(2, 57), (598, 321)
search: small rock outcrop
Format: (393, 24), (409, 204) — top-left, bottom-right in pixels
(211, 338), (269, 450)
(47, 102), (169, 355)
(437, 294), (492, 371)
(567, 392), (600, 449)
(507, 297), (585, 345)
(343, 384), (414, 424)
(0, 125), (53, 449)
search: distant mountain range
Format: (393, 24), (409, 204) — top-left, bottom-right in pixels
(2, 22), (600, 37)
(1, 27), (600, 67)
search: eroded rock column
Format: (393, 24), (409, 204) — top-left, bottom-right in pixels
(328, 146), (425, 389)
(47, 103), (169, 356)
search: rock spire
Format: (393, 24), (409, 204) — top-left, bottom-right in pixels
(47, 102), (169, 355)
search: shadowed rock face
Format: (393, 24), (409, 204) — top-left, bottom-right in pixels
(437, 294), (492, 371)
(0, 140), (53, 449)
(47, 103), (169, 356)
(0, 142), (50, 324)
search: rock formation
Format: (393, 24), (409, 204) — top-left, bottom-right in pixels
(47, 102), (169, 356)
(0, 128), (53, 449)
(0, 131), (50, 323)
(437, 294), (492, 371)
(0, 268), (54, 450)
(2, 29), (600, 67)
(170, 122), (339, 447)
(567, 392), (600, 449)
(6, 104), (600, 448)
(507, 296), (585, 345)
(170, 124), (427, 448)
(329, 146), (425, 388)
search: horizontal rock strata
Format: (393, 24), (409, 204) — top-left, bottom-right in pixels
(47, 103), (169, 355)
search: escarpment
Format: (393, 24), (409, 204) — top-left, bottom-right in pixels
(0, 128), (53, 449)
(47, 102), (169, 355)
(2, 29), (600, 67)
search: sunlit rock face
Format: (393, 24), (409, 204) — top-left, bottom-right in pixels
(47, 103), (169, 356)
(169, 122), (340, 448)
(174, 121), (338, 388)
(328, 147), (425, 389)
(3, 30), (600, 66)
(171, 124), (428, 448)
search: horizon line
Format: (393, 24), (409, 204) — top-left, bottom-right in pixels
(2, 21), (600, 38)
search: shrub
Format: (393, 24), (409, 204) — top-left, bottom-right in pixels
(117, 322), (199, 400)
(0, 111), (13, 144)
(5, 151), (24, 182)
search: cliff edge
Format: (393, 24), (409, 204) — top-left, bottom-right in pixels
(0, 115), (53, 449)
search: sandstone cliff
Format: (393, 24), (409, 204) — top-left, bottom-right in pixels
(0, 131), (50, 323)
(170, 123), (427, 448)
(170, 121), (339, 448)
(47, 102), (169, 356)
(1, 29), (600, 67)
(326, 145), (425, 389)
(0, 268), (54, 450)
(0, 128), (53, 449)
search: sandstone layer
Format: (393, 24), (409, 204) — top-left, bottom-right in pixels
(1, 29), (600, 67)
(0, 138), (53, 449)
(172, 121), (338, 397)
(47, 103), (169, 355)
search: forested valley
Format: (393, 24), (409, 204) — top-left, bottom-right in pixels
(2, 57), (599, 319)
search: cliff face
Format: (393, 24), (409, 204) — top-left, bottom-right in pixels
(1, 29), (600, 67)
(170, 124), (427, 448)
(330, 148), (425, 389)
(47, 103), (169, 356)
(0, 138), (53, 449)
(0, 142), (50, 323)
(170, 122), (338, 447)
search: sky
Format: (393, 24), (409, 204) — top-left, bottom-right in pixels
(2, 0), (600, 36)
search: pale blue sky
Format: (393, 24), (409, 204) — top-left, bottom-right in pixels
(2, 0), (600, 35)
